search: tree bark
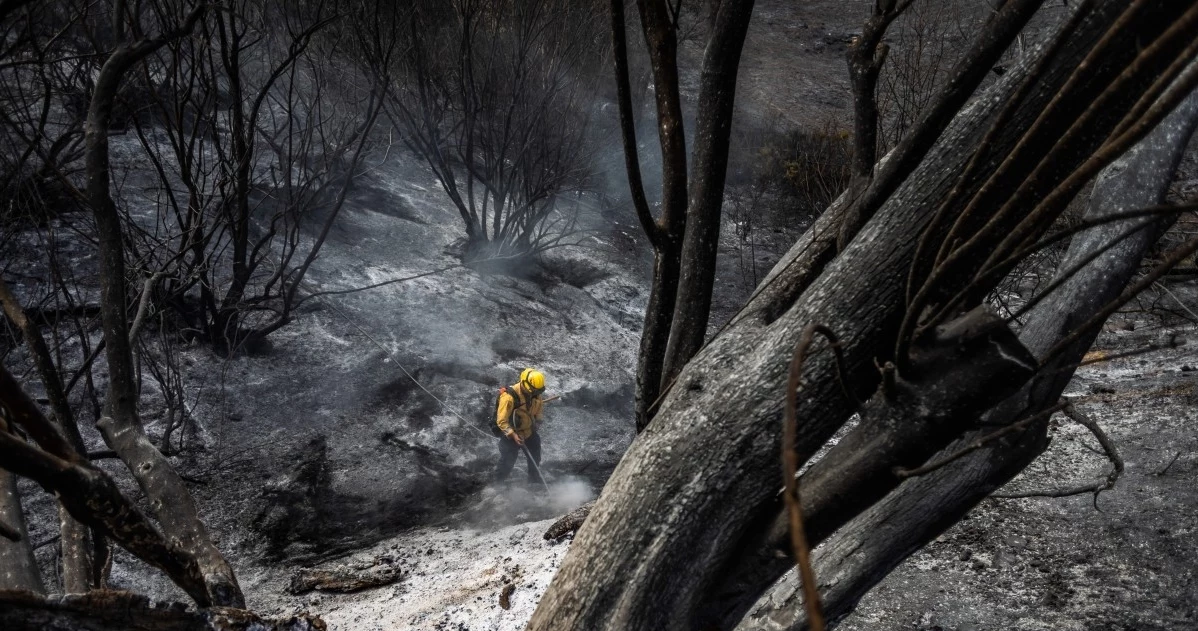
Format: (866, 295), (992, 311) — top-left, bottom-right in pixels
(739, 64), (1198, 631)
(631, 0), (691, 430)
(0, 445), (44, 594)
(528, 3), (1195, 629)
(84, 6), (243, 608)
(659, 0), (756, 386)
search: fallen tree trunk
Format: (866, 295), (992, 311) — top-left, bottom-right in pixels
(543, 500), (596, 541)
(288, 562), (403, 594)
(0, 590), (325, 631)
(740, 63), (1198, 631)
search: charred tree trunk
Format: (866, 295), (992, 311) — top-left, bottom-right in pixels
(529, 3), (1198, 629)
(621, 0), (756, 428)
(744, 76), (1198, 631)
(0, 431), (44, 594)
(625, 0), (689, 430)
(659, 0), (755, 386)
(83, 5), (242, 608)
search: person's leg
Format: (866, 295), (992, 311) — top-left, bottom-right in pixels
(495, 437), (519, 481)
(523, 433), (544, 484)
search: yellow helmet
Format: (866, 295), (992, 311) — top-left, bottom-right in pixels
(522, 369), (545, 395)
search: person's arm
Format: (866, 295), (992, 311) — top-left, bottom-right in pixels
(496, 393), (517, 438)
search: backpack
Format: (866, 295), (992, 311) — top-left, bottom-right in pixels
(489, 385), (528, 436)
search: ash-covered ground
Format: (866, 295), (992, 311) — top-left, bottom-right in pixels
(836, 318), (1198, 631)
(231, 318), (1198, 631)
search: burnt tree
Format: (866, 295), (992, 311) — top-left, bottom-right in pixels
(530, 2), (1198, 629)
(83, 0), (243, 607)
(613, 0), (757, 430)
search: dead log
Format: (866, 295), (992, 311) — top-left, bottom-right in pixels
(287, 562), (402, 594)
(0, 589), (325, 631)
(543, 501), (595, 541)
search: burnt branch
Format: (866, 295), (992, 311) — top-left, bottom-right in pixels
(0, 590), (326, 631)
(992, 401), (1123, 501)
(0, 517), (19, 542)
(895, 401), (1067, 479)
(611, 0), (661, 249)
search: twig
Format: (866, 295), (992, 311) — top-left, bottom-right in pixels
(1152, 280), (1198, 323)
(783, 324), (829, 631)
(1155, 451), (1183, 477)
(1038, 334), (1182, 379)
(128, 271), (164, 341)
(992, 401), (1123, 507)
(32, 534), (60, 550)
(0, 517), (20, 542)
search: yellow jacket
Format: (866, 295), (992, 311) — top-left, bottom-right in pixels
(496, 383), (544, 439)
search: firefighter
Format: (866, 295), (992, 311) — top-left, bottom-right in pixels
(495, 368), (546, 485)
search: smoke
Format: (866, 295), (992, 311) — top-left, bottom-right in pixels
(547, 476), (596, 514)
(455, 475), (596, 528)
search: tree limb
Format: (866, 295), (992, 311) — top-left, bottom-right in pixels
(992, 400), (1123, 500)
(610, 0), (661, 250)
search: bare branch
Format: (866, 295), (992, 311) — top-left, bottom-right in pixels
(611, 0), (661, 249)
(994, 401), (1122, 501)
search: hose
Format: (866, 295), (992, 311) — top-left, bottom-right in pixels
(317, 294), (551, 493)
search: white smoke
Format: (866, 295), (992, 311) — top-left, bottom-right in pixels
(547, 476), (596, 514)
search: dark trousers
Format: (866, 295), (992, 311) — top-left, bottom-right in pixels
(496, 432), (543, 484)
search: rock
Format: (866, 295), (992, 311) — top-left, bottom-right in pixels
(1005, 535), (1027, 550)
(498, 584), (516, 610)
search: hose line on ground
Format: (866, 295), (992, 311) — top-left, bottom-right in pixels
(315, 294), (552, 494)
